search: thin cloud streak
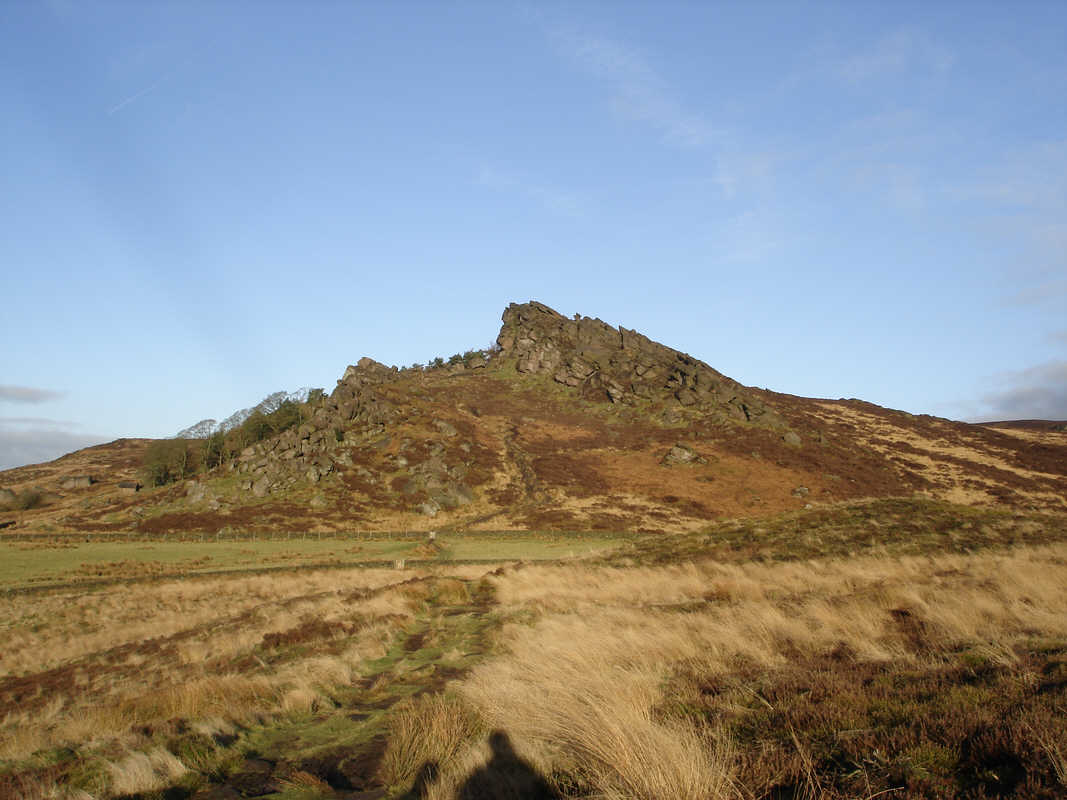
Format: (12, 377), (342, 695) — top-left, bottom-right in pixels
(107, 57), (191, 115)
(0, 385), (65, 404)
(476, 164), (585, 217)
(1003, 277), (1067, 308)
(549, 28), (718, 147)
(837, 29), (954, 84)
(0, 416), (79, 428)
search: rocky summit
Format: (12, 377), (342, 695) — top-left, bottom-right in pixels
(497, 301), (782, 425)
(2, 301), (1066, 533)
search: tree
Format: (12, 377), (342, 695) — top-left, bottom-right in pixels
(142, 439), (196, 486)
(202, 432), (226, 470)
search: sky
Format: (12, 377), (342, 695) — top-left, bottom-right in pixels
(2, 1), (1066, 470)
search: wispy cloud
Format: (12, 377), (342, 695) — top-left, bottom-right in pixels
(837, 29), (954, 84)
(0, 385), (64, 404)
(713, 152), (779, 199)
(549, 28), (718, 147)
(476, 164), (584, 217)
(0, 418), (109, 471)
(714, 210), (781, 264)
(978, 360), (1067, 421)
(966, 140), (1067, 211)
(0, 416), (77, 427)
(1005, 277), (1067, 308)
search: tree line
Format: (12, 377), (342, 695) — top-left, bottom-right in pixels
(141, 392), (324, 487)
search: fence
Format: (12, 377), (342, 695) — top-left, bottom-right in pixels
(0, 529), (440, 544)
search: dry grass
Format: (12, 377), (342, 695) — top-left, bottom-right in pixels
(0, 564), (459, 774)
(6, 502), (1067, 799)
(0, 566), (407, 678)
(377, 542), (1067, 799)
(379, 693), (485, 788)
(104, 748), (187, 796)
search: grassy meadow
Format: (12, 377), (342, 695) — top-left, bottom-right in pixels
(2, 499), (1067, 799)
(0, 532), (622, 590)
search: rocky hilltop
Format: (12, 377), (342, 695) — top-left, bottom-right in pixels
(497, 301), (783, 426)
(3, 301), (1066, 533)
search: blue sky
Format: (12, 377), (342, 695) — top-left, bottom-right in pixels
(2, 1), (1065, 469)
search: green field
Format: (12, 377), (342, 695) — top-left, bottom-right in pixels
(0, 532), (625, 589)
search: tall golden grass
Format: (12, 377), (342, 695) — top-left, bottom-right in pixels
(382, 543), (1067, 798)
(0, 566), (435, 764)
(6, 540), (1067, 798)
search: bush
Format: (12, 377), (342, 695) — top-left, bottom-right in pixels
(143, 439), (197, 487)
(13, 490), (43, 510)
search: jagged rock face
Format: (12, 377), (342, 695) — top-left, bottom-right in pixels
(497, 301), (782, 426)
(228, 358), (405, 498)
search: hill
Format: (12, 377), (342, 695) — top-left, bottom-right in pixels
(2, 300), (1065, 533)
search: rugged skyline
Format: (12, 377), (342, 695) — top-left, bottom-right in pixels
(3, 301), (1064, 534)
(3, 2), (1066, 469)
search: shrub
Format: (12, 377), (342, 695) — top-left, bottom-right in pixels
(142, 439), (197, 486)
(13, 490), (43, 510)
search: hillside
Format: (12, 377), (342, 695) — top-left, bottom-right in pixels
(2, 301), (1066, 534)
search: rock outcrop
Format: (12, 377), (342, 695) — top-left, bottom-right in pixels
(496, 301), (783, 426)
(660, 444), (708, 467)
(226, 357), (404, 498)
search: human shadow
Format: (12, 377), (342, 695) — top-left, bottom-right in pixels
(403, 730), (560, 800)
(456, 731), (560, 800)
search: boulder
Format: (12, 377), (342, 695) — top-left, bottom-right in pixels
(661, 444), (708, 467)
(433, 419), (459, 437)
(59, 475), (94, 490)
(186, 482), (214, 503)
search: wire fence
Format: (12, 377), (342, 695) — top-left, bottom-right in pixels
(0, 529), (443, 544)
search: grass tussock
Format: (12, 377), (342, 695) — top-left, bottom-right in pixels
(105, 748), (187, 795)
(379, 692), (485, 788)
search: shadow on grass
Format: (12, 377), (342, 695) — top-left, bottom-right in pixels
(403, 730), (560, 799)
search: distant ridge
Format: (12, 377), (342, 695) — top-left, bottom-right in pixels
(174, 388), (315, 439)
